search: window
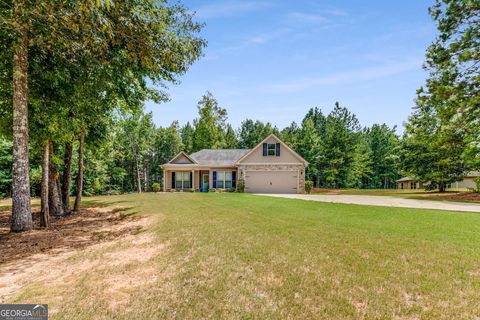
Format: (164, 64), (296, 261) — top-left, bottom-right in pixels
(215, 171), (233, 189)
(217, 171), (225, 189)
(267, 143), (276, 156)
(175, 172), (191, 189)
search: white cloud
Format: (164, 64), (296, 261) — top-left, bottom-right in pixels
(264, 58), (422, 93)
(285, 12), (329, 25)
(194, 1), (271, 19)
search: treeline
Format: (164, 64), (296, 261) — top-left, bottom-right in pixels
(0, 0), (205, 231)
(0, 92), (402, 197)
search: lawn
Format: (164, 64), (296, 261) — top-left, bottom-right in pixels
(3, 193), (480, 319)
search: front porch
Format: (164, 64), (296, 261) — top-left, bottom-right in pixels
(162, 168), (238, 192)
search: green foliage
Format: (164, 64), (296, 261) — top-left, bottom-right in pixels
(152, 183), (161, 193)
(236, 179), (245, 193)
(305, 181), (313, 194)
(400, 0), (480, 192)
(0, 137), (12, 198)
(193, 92), (228, 151)
(238, 119), (277, 148)
(181, 122), (195, 154)
(224, 124), (239, 148)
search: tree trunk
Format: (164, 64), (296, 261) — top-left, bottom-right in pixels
(40, 141), (50, 228)
(11, 0), (32, 232)
(73, 132), (85, 213)
(439, 182), (446, 193)
(48, 142), (64, 216)
(61, 141), (73, 213)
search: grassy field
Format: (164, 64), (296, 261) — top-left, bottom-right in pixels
(4, 193), (480, 319)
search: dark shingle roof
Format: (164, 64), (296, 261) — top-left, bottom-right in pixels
(190, 149), (251, 166)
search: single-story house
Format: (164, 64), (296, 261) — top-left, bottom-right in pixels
(396, 172), (480, 190)
(161, 134), (308, 194)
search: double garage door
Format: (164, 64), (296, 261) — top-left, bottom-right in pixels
(245, 170), (298, 194)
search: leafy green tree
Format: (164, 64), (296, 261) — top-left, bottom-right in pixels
(224, 124), (239, 148)
(347, 132), (373, 188)
(238, 119), (276, 148)
(297, 118), (321, 183)
(193, 92), (227, 151)
(181, 122), (195, 154)
(280, 122), (301, 151)
(319, 103), (361, 188)
(400, 94), (467, 192)
(365, 124), (400, 188)
(0, 137), (12, 199)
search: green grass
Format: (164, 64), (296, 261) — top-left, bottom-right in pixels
(8, 193), (480, 319)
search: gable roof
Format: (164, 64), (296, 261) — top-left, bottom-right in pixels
(397, 176), (416, 182)
(236, 133), (308, 166)
(168, 151), (198, 164)
(190, 149), (251, 166)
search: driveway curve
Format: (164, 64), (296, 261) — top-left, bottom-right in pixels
(255, 194), (480, 213)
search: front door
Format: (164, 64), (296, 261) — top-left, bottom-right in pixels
(202, 173), (209, 192)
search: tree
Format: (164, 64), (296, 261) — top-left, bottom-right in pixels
(365, 124), (400, 188)
(224, 124), (238, 148)
(319, 103), (361, 188)
(192, 92), (227, 151)
(9, 0), (32, 231)
(400, 93), (467, 192)
(181, 122), (195, 154)
(238, 120), (276, 148)
(280, 122), (301, 151)
(297, 119), (321, 183)
(399, 0), (479, 191)
(347, 132), (373, 188)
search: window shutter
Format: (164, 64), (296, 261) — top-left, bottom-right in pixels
(232, 171), (237, 188)
(171, 172), (175, 189)
(262, 143), (267, 156)
(276, 143), (281, 157)
(213, 171), (217, 188)
(190, 172), (193, 189)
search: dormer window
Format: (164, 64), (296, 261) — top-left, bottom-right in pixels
(263, 142), (281, 157)
(267, 143), (276, 156)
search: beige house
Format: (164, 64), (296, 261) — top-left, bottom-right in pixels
(397, 172), (480, 190)
(161, 134), (308, 194)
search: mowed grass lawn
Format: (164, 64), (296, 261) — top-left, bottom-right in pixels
(8, 193), (480, 319)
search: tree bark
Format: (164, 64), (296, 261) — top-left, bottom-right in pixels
(439, 182), (446, 193)
(73, 131), (85, 213)
(40, 141), (50, 228)
(48, 142), (64, 216)
(11, 0), (32, 232)
(61, 141), (73, 213)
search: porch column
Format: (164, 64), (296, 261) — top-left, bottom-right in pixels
(163, 170), (166, 192)
(192, 170), (195, 192)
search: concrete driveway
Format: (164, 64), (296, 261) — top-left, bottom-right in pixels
(255, 194), (480, 213)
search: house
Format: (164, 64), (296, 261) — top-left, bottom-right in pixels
(161, 134), (308, 193)
(396, 172), (480, 190)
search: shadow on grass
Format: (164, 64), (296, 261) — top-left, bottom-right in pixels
(0, 204), (141, 266)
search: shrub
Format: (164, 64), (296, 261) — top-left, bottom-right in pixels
(236, 179), (245, 193)
(152, 183), (161, 192)
(209, 188), (216, 192)
(468, 177), (480, 193)
(305, 181), (314, 194)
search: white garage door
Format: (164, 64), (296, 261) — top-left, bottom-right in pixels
(246, 171), (298, 194)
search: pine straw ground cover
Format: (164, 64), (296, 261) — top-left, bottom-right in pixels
(1, 193), (480, 319)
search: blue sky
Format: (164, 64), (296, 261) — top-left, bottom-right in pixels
(145, 0), (437, 133)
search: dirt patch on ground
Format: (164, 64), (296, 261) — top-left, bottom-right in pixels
(420, 192), (480, 202)
(0, 207), (143, 265)
(0, 207), (157, 304)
